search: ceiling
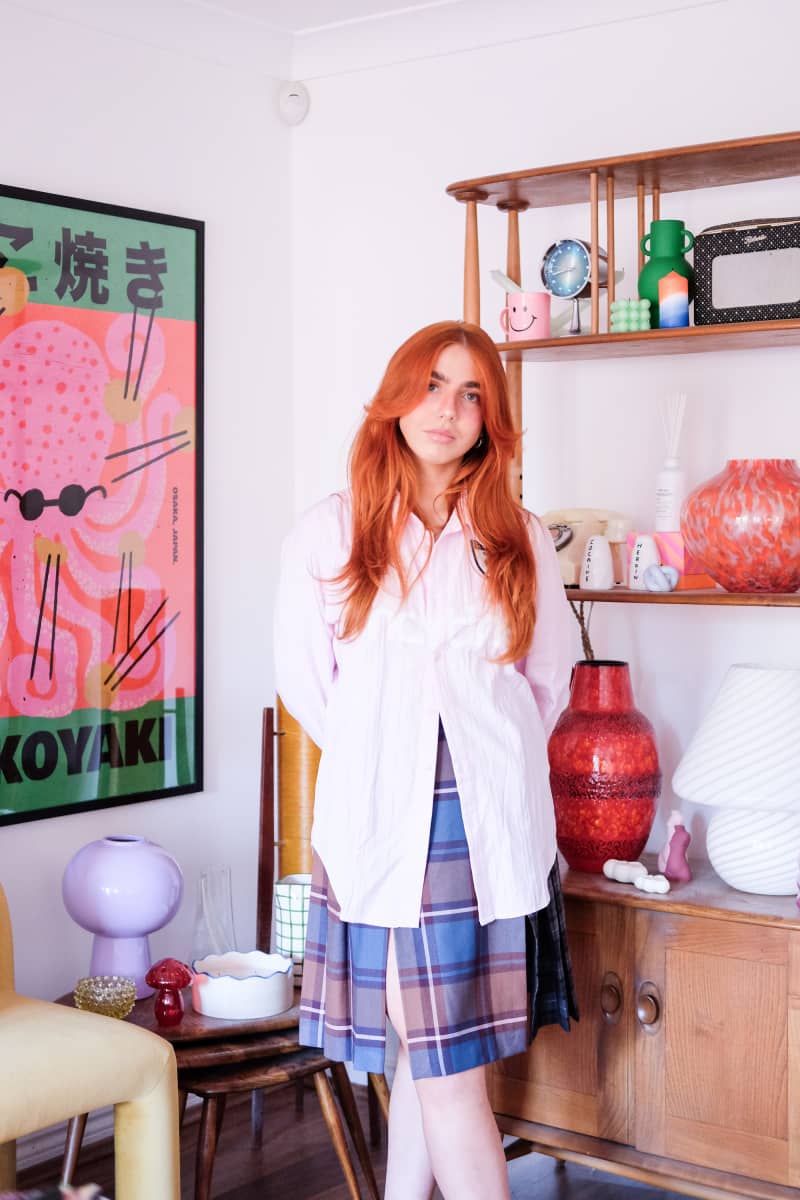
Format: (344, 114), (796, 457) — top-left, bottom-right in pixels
(191, 0), (465, 35)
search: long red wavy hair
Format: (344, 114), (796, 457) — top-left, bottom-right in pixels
(334, 320), (537, 662)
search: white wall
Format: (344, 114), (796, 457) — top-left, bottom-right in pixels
(289, 0), (800, 863)
(0, 1), (294, 997)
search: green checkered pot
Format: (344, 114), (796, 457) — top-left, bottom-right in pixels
(273, 874), (312, 982)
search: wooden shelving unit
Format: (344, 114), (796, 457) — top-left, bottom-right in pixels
(447, 129), (800, 367)
(447, 130), (800, 607)
(568, 588), (800, 608)
(498, 318), (800, 362)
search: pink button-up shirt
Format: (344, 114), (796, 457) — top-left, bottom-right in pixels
(273, 490), (574, 928)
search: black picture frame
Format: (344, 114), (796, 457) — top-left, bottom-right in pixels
(0, 184), (203, 824)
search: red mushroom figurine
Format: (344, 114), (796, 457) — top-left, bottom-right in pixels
(145, 958), (193, 1027)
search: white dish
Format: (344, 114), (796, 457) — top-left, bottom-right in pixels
(191, 950), (293, 1020)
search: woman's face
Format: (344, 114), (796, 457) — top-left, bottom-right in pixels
(398, 343), (484, 475)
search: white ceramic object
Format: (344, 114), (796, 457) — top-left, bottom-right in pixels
(191, 950), (294, 1020)
(628, 534), (661, 590)
(602, 859), (647, 883)
(643, 563), (679, 591)
(706, 809), (800, 895)
(633, 873), (671, 894)
(581, 535), (615, 589)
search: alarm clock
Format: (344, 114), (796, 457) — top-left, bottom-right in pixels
(541, 239), (609, 334)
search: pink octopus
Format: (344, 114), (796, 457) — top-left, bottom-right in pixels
(0, 313), (189, 719)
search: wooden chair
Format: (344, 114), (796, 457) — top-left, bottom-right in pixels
(257, 703), (390, 1140)
(177, 702), (382, 1200)
(182, 1049), (376, 1200)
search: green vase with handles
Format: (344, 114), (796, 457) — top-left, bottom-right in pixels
(638, 219), (695, 328)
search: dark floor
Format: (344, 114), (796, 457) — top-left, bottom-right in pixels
(19, 1083), (689, 1199)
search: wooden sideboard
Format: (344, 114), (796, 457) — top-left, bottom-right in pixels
(490, 857), (800, 1199)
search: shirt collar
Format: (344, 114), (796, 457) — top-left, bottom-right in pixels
(404, 494), (474, 540)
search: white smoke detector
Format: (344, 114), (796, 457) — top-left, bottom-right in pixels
(278, 81), (310, 126)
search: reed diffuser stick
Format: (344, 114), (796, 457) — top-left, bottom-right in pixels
(661, 391), (687, 459)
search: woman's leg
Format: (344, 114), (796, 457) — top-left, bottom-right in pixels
(414, 1066), (511, 1200)
(384, 933), (510, 1200)
(384, 933), (436, 1200)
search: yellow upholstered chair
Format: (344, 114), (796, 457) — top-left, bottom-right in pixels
(0, 880), (180, 1200)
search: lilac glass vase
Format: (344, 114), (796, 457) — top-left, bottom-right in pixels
(62, 835), (184, 997)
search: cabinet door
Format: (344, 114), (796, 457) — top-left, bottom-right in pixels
(490, 898), (633, 1143)
(635, 911), (800, 1187)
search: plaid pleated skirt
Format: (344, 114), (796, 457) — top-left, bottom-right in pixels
(299, 722), (578, 1080)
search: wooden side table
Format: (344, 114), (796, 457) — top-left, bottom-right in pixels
(59, 990), (378, 1200)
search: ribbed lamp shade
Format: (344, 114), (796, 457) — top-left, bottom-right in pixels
(672, 665), (800, 809)
(672, 664), (800, 895)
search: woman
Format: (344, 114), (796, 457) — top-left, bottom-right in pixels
(274, 320), (577, 1200)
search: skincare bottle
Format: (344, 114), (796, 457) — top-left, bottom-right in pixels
(654, 392), (687, 533)
(654, 457), (687, 532)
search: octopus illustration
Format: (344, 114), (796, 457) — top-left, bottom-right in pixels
(0, 308), (195, 722)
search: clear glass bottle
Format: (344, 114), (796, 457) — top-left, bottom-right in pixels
(605, 518), (633, 586)
(190, 865), (238, 963)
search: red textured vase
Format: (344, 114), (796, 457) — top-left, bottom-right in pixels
(548, 660), (661, 873)
(681, 458), (800, 593)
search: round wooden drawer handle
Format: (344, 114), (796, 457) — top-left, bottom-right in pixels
(599, 971), (624, 1023)
(601, 982), (622, 1017)
(636, 989), (660, 1027)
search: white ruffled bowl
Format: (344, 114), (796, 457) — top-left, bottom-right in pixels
(191, 950), (294, 1019)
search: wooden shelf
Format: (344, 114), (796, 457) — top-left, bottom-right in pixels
(447, 130), (800, 209)
(498, 319), (800, 361)
(567, 588), (800, 607)
(562, 855), (800, 929)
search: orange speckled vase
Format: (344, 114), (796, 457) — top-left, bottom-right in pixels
(681, 459), (800, 593)
(548, 661), (661, 873)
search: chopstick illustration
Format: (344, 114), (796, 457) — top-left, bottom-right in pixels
(123, 305), (156, 403)
(111, 550), (135, 654)
(104, 597), (180, 691)
(105, 429), (191, 484)
(30, 551), (62, 681)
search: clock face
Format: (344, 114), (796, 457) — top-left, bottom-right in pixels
(541, 239), (591, 299)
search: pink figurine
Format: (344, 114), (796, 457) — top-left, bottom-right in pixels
(658, 809), (692, 883)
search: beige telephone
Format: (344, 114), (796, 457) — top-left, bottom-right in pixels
(541, 507), (633, 586)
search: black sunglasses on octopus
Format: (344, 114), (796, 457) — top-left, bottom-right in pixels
(3, 483), (107, 521)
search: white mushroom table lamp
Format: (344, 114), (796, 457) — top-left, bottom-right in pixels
(672, 664), (800, 895)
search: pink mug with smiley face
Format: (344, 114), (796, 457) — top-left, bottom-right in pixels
(499, 291), (551, 341)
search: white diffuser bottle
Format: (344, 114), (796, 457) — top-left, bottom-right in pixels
(655, 456), (687, 531)
(654, 392), (687, 533)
